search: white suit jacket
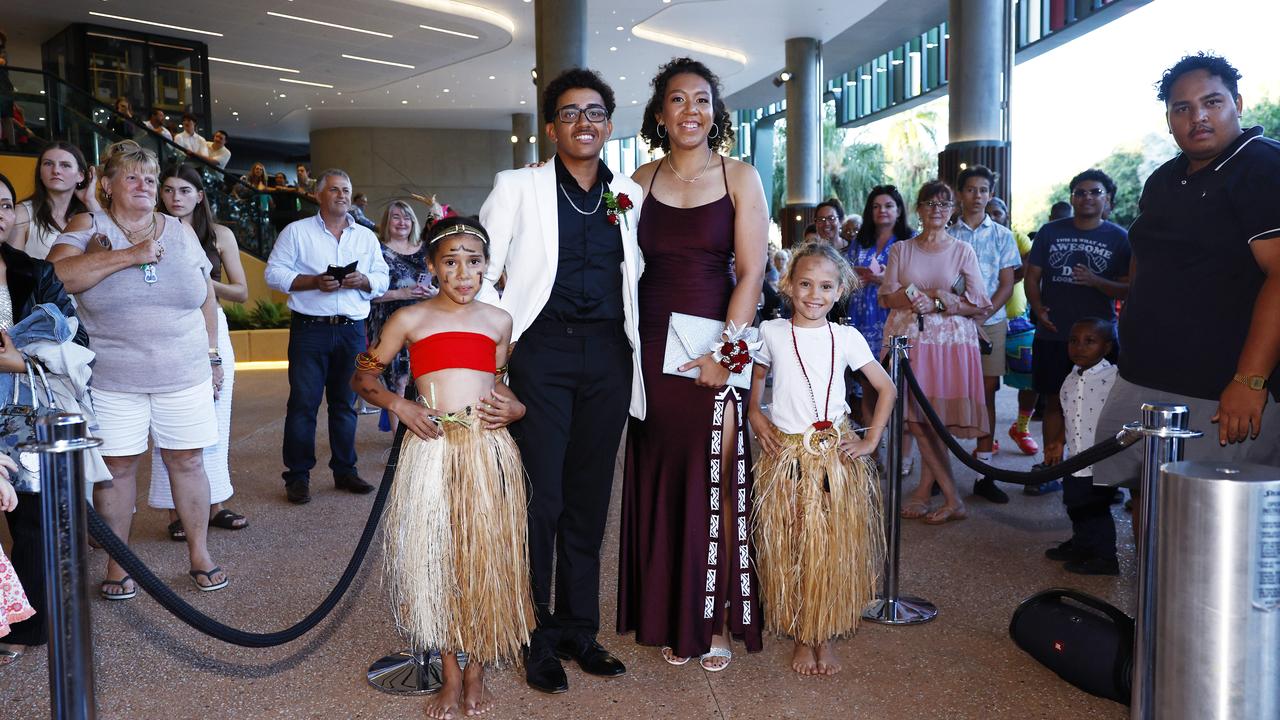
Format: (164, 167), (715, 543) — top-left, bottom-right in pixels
(478, 162), (647, 419)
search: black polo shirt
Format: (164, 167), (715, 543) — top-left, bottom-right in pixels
(535, 155), (625, 324)
(1119, 125), (1280, 401)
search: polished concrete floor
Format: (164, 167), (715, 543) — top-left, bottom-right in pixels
(2, 369), (1135, 719)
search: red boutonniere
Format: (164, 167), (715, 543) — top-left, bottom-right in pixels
(604, 191), (633, 229)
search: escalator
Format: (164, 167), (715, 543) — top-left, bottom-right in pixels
(1, 65), (317, 260)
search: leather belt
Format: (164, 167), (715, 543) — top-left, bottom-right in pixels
(293, 312), (358, 326)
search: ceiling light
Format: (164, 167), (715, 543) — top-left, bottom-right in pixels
(609, 46), (617, 52)
(926, 43), (938, 49)
(88, 11), (223, 37)
(875, 67), (886, 73)
(619, 76), (626, 80)
(772, 71), (792, 87)
(519, 100), (526, 105)
(231, 111), (239, 116)
(890, 59), (904, 66)
(528, 136), (536, 144)
(419, 24), (479, 39)
(488, 75), (496, 80)
(278, 93), (287, 98)
(511, 135), (518, 143)
(342, 54), (416, 69)
(860, 74), (872, 80)
(845, 80), (854, 86)
(616, 26), (624, 31)
(279, 77), (335, 88)
(394, 0), (516, 34)
(210, 57), (300, 74)
(631, 26), (747, 65)
(443, 88), (451, 93)
(267, 11), (392, 38)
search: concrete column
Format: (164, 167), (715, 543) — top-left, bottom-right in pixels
(512, 113), (538, 168)
(753, 118), (778, 218)
(784, 37), (821, 206)
(947, 0), (1003, 142)
(940, 0), (1012, 204)
(535, 0), (587, 159)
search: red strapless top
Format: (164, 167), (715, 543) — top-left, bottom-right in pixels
(408, 332), (497, 378)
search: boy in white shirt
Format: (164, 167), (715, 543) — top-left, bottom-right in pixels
(173, 113), (206, 157)
(1043, 318), (1120, 576)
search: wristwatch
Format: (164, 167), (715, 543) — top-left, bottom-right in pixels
(933, 297), (947, 314)
(1232, 373), (1268, 391)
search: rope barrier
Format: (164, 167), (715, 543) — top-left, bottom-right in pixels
(85, 424), (405, 648)
(900, 358), (1139, 485)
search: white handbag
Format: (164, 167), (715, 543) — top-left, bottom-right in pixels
(662, 312), (753, 390)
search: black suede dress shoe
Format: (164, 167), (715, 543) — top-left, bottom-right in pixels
(1064, 556), (1120, 576)
(556, 636), (627, 677)
(972, 477), (1010, 504)
(524, 645), (568, 694)
(285, 480), (311, 505)
(334, 475), (375, 494)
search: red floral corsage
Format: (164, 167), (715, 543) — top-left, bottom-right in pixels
(604, 191), (634, 228)
(716, 338), (751, 374)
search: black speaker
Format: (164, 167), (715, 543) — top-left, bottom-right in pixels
(1009, 588), (1134, 705)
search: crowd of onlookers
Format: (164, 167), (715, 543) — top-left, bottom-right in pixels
(764, 162), (1134, 573)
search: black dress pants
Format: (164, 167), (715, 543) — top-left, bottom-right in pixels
(507, 321), (631, 646)
(1064, 473), (1117, 560)
(4, 495), (47, 646)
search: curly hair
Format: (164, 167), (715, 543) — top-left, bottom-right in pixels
(779, 241), (859, 301)
(639, 58), (735, 153)
(1068, 168), (1117, 203)
(1157, 53), (1241, 102)
(542, 68), (616, 124)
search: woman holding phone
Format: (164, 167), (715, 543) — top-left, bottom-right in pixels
(368, 199), (432, 432)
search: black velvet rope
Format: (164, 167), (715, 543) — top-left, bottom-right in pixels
(899, 358), (1136, 485)
(85, 423), (404, 648)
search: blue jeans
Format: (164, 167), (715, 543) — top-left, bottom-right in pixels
(282, 319), (364, 484)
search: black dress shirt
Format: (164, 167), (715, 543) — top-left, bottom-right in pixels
(535, 155), (625, 323)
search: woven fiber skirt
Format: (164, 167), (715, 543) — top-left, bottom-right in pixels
(752, 425), (885, 645)
(382, 411), (535, 665)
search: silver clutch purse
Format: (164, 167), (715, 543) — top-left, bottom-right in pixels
(662, 312), (753, 390)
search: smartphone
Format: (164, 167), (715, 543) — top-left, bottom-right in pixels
(904, 283), (921, 301)
(416, 272), (430, 288)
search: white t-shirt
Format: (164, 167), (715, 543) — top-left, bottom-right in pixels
(174, 130), (206, 155)
(756, 318), (876, 434)
(206, 143), (230, 168)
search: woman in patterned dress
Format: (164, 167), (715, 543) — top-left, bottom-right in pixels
(369, 200), (433, 432)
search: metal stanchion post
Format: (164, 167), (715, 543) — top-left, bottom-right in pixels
(367, 649), (468, 695)
(863, 335), (937, 625)
(1126, 402), (1200, 720)
(30, 413), (103, 720)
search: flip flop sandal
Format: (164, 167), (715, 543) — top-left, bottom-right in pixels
(900, 500), (930, 520)
(167, 519), (186, 542)
(209, 509), (248, 531)
(699, 646), (732, 672)
(924, 505), (968, 525)
(0, 648), (25, 667)
(661, 647), (690, 666)
(189, 566), (230, 592)
(100, 576), (137, 601)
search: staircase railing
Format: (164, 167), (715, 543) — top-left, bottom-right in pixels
(2, 65), (317, 260)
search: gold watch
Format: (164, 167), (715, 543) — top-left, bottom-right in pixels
(1232, 373), (1268, 391)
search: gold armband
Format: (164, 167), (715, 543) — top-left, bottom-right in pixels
(355, 352), (386, 373)
(494, 364), (509, 377)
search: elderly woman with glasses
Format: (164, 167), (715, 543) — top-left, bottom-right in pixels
(878, 180), (991, 525)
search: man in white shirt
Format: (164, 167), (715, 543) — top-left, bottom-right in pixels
(173, 113), (207, 156)
(206, 130), (231, 169)
(145, 109), (172, 140)
(265, 169), (389, 505)
(950, 164), (1021, 504)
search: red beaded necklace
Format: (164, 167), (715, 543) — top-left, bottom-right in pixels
(790, 318), (835, 431)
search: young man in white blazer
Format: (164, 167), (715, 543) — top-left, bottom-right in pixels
(478, 68), (644, 694)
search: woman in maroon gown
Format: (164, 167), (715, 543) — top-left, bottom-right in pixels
(617, 58), (769, 669)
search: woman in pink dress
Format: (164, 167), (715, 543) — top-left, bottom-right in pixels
(879, 180), (991, 524)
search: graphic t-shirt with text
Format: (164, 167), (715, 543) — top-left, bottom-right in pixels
(1027, 218), (1130, 342)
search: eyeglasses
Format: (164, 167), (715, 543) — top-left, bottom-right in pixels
(921, 200), (954, 209)
(557, 104), (609, 124)
(1071, 187), (1106, 199)
(815, 216), (840, 224)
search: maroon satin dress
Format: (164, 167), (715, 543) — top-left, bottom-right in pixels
(616, 159), (764, 659)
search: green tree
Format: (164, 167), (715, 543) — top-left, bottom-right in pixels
(1043, 147), (1143, 230)
(1245, 95), (1280, 137)
(883, 109), (940, 206)
(770, 106), (889, 217)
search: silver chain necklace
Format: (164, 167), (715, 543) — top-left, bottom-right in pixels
(559, 183), (604, 215)
(666, 150), (714, 183)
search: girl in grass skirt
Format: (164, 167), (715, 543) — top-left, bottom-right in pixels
(354, 216), (533, 719)
(747, 242), (897, 676)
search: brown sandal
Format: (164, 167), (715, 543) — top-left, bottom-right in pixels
(900, 499), (930, 519)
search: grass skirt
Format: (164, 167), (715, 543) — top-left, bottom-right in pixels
(752, 425), (885, 645)
(382, 411), (535, 665)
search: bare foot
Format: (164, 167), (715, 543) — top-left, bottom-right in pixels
(462, 662), (493, 716)
(790, 643), (818, 675)
(815, 641), (842, 675)
(427, 654), (465, 719)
